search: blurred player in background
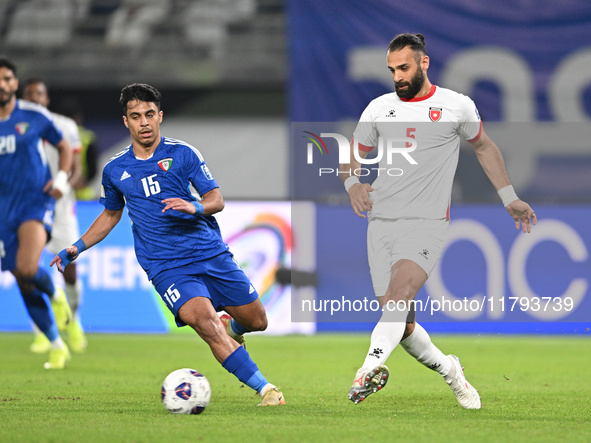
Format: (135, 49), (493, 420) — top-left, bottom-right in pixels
(24, 78), (88, 353)
(51, 83), (285, 406)
(342, 34), (537, 408)
(0, 58), (73, 369)
(61, 102), (99, 201)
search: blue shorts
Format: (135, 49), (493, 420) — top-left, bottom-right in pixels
(0, 197), (54, 272)
(151, 250), (259, 327)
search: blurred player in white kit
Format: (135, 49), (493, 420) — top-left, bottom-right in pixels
(24, 79), (87, 353)
(342, 33), (537, 408)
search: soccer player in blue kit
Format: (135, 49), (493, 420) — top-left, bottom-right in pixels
(51, 83), (285, 406)
(0, 58), (74, 369)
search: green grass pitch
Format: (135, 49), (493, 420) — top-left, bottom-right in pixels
(1, 332), (590, 442)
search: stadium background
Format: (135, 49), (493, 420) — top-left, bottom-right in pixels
(1, 0), (590, 336)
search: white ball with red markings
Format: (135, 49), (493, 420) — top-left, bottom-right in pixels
(161, 368), (211, 414)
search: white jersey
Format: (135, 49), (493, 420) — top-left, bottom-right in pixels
(44, 112), (82, 176)
(44, 112), (83, 253)
(353, 85), (482, 220)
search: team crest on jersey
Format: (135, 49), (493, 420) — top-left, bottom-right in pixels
(429, 107), (443, 122)
(158, 157), (173, 171)
(15, 122), (29, 135)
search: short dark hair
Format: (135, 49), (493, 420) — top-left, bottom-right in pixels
(120, 83), (161, 115)
(24, 77), (46, 88)
(387, 33), (427, 63)
(0, 57), (17, 76)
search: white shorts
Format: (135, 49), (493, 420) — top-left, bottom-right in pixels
(367, 218), (448, 298)
(46, 188), (80, 255)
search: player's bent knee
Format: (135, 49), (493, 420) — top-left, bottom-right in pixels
(13, 265), (38, 282)
(249, 316), (268, 332)
(242, 309), (268, 331)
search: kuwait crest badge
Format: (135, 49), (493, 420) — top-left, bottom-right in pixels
(158, 157), (173, 171)
(429, 107), (443, 122)
(15, 122), (29, 135)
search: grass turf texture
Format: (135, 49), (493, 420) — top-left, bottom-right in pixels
(1, 333), (590, 442)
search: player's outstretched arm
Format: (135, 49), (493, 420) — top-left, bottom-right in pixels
(341, 139), (374, 218)
(470, 128), (537, 233)
(50, 208), (123, 272)
(161, 188), (225, 216)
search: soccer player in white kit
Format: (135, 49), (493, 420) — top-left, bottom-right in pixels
(23, 79), (87, 353)
(342, 34), (537, 408)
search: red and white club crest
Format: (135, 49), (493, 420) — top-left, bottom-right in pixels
(429, 107), (442, 122)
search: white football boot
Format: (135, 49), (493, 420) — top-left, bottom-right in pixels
(445, 355), (481, 409)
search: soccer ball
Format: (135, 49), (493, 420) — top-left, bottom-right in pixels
(161, 368), (211, 415)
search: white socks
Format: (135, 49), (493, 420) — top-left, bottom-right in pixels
(360, 311), (407, 370)
(400, 323), (451, 377)
(51, 336), (66, 350)
(259, 383), (276, 397)
(65, 281), (82, 315)
(32, 323), (43, 336)
(359, 313), (452, 379)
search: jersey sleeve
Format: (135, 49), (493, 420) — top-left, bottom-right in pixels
(62, 117), (83, 153)
(40, 114), (64, 146)
(185, 146), (219, 196)
(457, 95), (482, 143)
(352, 102), (378, 150)
(99, 163), (125, 210)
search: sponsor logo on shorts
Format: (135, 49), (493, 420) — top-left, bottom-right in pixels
(419, 249), (430, 259)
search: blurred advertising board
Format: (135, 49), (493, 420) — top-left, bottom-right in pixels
(0, 201), (315, 335)
(311, 205), (591, 334)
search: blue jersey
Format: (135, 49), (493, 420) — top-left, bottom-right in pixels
(0, 99), (63, 221)
(100, 137), (228, 280)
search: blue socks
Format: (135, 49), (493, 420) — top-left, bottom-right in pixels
(30, 267), (56, 297)
(222, 346), (269, 393)
(230, 319), (250, 336)
(21, 289), (58, 341)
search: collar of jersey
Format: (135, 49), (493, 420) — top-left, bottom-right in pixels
(133, 137), (164, 160)
(399, 85), (436, 102)
(134, 152), (155, 160)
